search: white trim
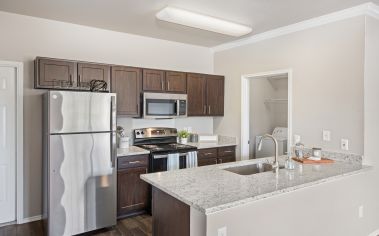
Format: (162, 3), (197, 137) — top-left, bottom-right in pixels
(0, 61), (24, 224)
(240, 69), (293, 160)
(212, 2), (379, 52)
(18, 215), (42, 224)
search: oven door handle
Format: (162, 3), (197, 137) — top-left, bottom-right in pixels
(153, 153), (188, 159)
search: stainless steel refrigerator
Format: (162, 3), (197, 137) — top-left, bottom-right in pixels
(43, 91), (117, 236)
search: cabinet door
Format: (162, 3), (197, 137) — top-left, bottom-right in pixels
(166, 71), (187, 93)
(143, 69), (165, 91)
(117, 167), (149, 218)
(198, 157), (218, 167)
(36, 58), (77, 88)
(111, 66), (142, 117)
(206, 75), (225, 116)
(187, 73), (207, 116)
(78, 63), (110, 91)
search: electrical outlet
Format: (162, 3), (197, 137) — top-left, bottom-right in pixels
(218, 227), (227, 236)
(359, 205), (364, 218)
(341, 139), (349, 151)
(322, 130), (331, 141)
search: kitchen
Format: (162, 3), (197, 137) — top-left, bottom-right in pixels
(0, 1), (379, 236)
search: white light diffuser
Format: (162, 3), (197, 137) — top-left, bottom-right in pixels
(156, 7), (252, 37)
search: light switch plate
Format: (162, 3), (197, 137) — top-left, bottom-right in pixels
(294, 134), (301, 144)
(359, 205), (364, 218)
(323, 130), (331, 141)
(341, 139), (349, 150)
(218, 227), (227, 236)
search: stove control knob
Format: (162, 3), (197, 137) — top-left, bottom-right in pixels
(136, 132), (140, 135)
(141, 131), (144, 135)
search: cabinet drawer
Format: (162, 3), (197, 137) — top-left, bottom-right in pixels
(197, 148), (218, 159)
(118, 154), (149, 169)
(198, 157), (218, 167)
(218, 146), (236, 157)
(217, 156), (236, 164)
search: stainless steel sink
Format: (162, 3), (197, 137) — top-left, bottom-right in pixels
(224, 163), (281, 175)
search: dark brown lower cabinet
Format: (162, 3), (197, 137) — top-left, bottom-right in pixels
(152, 187), (190, 236)
(198, 157), (218, 166)
(197, 146), (236, 166)
(117, 155), (149, 219)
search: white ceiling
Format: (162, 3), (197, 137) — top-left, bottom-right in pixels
(0, 0), (377, 47)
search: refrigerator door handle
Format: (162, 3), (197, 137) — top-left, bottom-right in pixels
(110, 95), (117, 131)
(111, 133), (117, 168)
(111, 95), (117, 168)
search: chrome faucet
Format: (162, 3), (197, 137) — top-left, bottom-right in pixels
(257, 134), (280, 172)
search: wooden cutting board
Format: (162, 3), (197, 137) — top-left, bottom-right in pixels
(292, 157), (335, 164)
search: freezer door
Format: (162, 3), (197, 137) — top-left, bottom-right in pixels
(48, 91), (116, 134)
(48, 132), (116, 236)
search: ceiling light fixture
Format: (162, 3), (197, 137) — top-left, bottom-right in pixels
(156, 7), (252, 37)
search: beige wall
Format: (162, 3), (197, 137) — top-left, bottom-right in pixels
(0, 10), (213, 218)
(206, 16), (379, 236)
(214, 16), (365, 158)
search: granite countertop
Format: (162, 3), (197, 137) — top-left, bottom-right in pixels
(141, 157), (371, 215)
(117, 146), (150, 157)
(188, 135), (237, 149)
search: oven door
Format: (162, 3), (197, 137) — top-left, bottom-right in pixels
(150, 153), (187, 173)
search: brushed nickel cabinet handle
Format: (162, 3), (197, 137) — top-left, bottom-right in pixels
(128, 161), (141, 164)
(224, 150), (233, 153)
(167, 81), (170, 90)
(78, 74), (81, 87)
(203, 105), (206, 114)
(205, 153), (214, 155)
(161, 81), (164, 90)
(208, 105), (211, 114)
(69, 74), (73, 86)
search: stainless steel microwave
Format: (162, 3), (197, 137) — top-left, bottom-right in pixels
(143, 92), (187, 119)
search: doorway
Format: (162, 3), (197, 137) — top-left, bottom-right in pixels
(241, 69), (292, 160)
(0, 61), (23, 225)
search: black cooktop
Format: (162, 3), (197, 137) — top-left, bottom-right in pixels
(137, 143), (197, 153)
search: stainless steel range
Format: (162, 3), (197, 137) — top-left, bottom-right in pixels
(133, 127), (197, 172)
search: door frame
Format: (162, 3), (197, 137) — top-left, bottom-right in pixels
(240, 69), (293, 160)
(0, 61), (24, 224)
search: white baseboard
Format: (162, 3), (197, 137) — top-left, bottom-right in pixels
(19, 215), (42, 224)
(369, 228), (379, 236)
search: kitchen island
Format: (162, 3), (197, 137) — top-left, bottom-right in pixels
(141, 155), (371, 236)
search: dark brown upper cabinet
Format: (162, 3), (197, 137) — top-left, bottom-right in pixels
(206, 75), (225, 116)
(111, 66), (142, 117)
(187, 73), (207, 116)
(35, 57), (111, 91)
(187, 73), (224, 116)
(142, 69), (187, 93)
(35, 57), (77, 88)
(165, 71), (187, 93)
(78, 63), (110, 91)
(142, 69), (165, 92)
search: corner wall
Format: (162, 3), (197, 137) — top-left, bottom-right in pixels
(0, 10), (213, 218)
(214, 16), (365, 158)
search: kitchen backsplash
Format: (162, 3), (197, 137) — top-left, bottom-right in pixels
(117, 117), (214, 137)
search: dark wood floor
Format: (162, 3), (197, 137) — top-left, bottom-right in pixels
(0, 214), (152, 236)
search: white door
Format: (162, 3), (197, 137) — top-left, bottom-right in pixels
(0, 65), (16, 224)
